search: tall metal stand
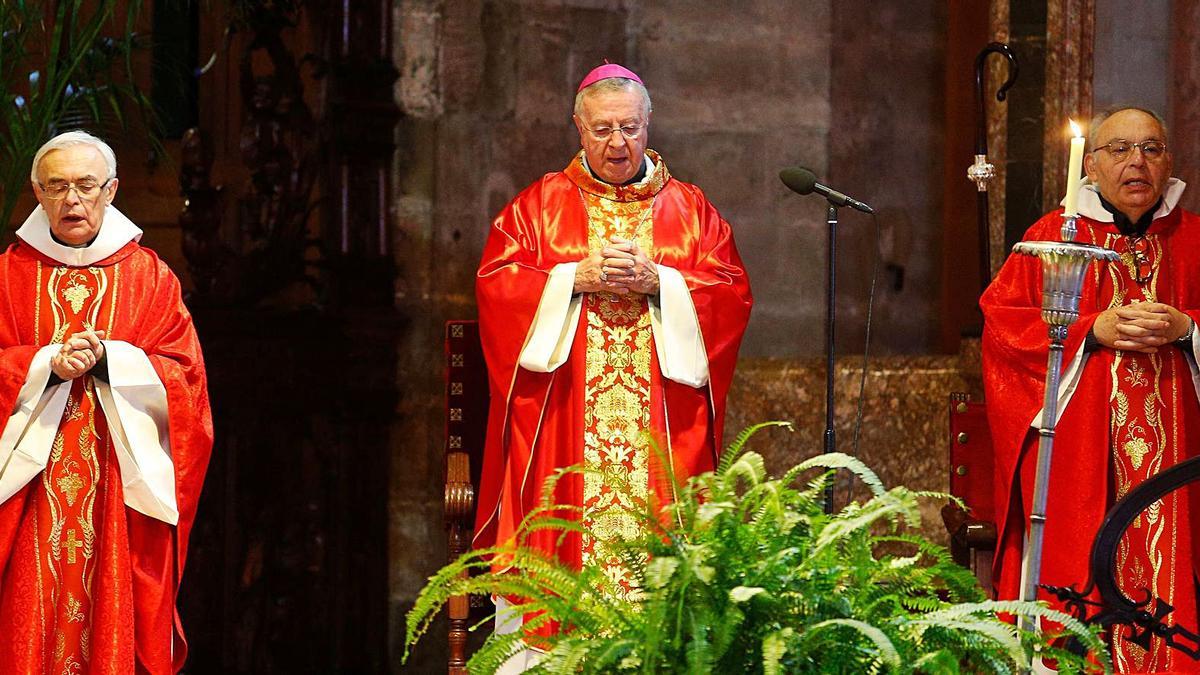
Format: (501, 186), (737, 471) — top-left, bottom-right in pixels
(1012, 214), (1118, 637)
(823, 205), (838, 513)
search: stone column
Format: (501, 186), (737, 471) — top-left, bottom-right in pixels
(1171, 1), (1200, 214)
(1042, 0), (1095, 214)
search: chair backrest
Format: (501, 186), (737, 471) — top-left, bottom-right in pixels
(943, 393), (997, 590)
(444, 320), (490, 674)
(949, 393), (995, 524)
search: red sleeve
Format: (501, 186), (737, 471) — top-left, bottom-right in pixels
(980, 211), (1108, 571)
(475, 179), (559, 403)
(0, 247), (45, 566)
(116, 251), (212, 672)
(662, 186), (753, 449)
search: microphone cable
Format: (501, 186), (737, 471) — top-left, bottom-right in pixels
(850, 211), (882, 458)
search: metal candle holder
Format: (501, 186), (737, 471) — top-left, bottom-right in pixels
(1011, 214), (1119, 637)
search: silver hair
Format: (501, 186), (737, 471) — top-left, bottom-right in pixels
(1088, 106), (1169, 149)
(29, 130), (118, 183)
(573, 77), (652, 119)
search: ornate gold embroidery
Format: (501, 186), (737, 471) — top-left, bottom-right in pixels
(1113, 388), (1129, 428)
(565, 149), (671, 202)
(63, 393), (84, 423)
(79, 515), (95, 565)
(63, 529), (84, 565)
(579, 186), (655, 597)
(65, 593), (85, 623)
(106, 263), (119, 335)
(50, 434), (65, 463)
(35, 261), (42, 343)
(33, 263), (112, 670)
(77, 421), (94, 459)
(57, 474), (84, 506)
(1146, 498), (1162, 526)
(47, 267), (68, 345)
(1123, 437), (1151, 470)
(61, 277), (91, 314)
(46, 266), (110, 345)
(48, 512), (63, 562)
(1105, 228), (1178, 672)
(1125, 359), (1148, 388)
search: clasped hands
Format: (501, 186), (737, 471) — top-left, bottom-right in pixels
(1093, 302), (1192, 353)
(51, 329), (106, 380)
(574, 236), (659, 296)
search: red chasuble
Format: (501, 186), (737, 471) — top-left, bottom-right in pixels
(0, 240), (211, 673)
(982, 205), (1200, 672)
(473, 151), (752, 588)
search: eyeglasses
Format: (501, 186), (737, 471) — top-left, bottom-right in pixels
(1091, 140), (1168, 163)
(38, 178), (112, 201)
(582, 122), (645, 142)
(1128, 236), (1153, 284)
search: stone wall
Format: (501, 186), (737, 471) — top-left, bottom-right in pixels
(829, 2), (949, 354)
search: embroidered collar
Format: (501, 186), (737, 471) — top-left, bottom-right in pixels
(565, 149), (670, 202)
(16, 205), (143, 267)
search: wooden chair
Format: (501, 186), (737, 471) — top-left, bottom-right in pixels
(942, 393), (998, 591)
(443, 321), (490, 674)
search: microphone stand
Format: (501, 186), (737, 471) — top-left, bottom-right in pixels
(823, 204), (838, 514)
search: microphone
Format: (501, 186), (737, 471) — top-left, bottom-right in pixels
(779, 167), (875, 214)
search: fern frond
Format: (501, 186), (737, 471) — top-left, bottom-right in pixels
(802, 618), (902, 668)
(406, 424), (1111, 674)
(792, 451), (887, 496)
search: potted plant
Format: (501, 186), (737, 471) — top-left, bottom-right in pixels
(407, 422), (1109, 673)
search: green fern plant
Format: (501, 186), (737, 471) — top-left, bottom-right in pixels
(408, 422), (1111, 673)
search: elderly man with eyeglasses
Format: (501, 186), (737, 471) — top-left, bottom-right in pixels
(0, 130), (212, 673)
(982, 106), (1200, 671)
(473, 63), (752, 660)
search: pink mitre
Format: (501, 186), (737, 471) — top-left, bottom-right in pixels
(577, 62), (643, 92)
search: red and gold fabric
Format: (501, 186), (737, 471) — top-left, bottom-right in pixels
(473, 150), (752, 598)
(982, 184), (1200, 672)
(0, 206), (212, 674)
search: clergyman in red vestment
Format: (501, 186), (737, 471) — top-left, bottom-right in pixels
(982, 107), (1200, 672)
(473, 63), (752, 667)
(0, 131), (212, 673)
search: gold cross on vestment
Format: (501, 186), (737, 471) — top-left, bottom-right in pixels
(64, 529), (84, 564)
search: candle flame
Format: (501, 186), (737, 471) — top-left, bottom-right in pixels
(1069, 119), (1082, 138)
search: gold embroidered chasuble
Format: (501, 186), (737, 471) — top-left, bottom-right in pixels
(0, 217), (212, 673)
(34, 264), (116, 672)
(982, 201), (1200, 675)
(474, 146), (755, 645)
(1101, 232), (1194, 672)
(574, 155), (668, 595)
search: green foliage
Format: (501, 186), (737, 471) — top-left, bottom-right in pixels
(0, 1), (158, 228)
(408, 424), (1111, 674)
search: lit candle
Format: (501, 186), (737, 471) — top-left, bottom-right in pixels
(1063, 119), (1085, 216)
